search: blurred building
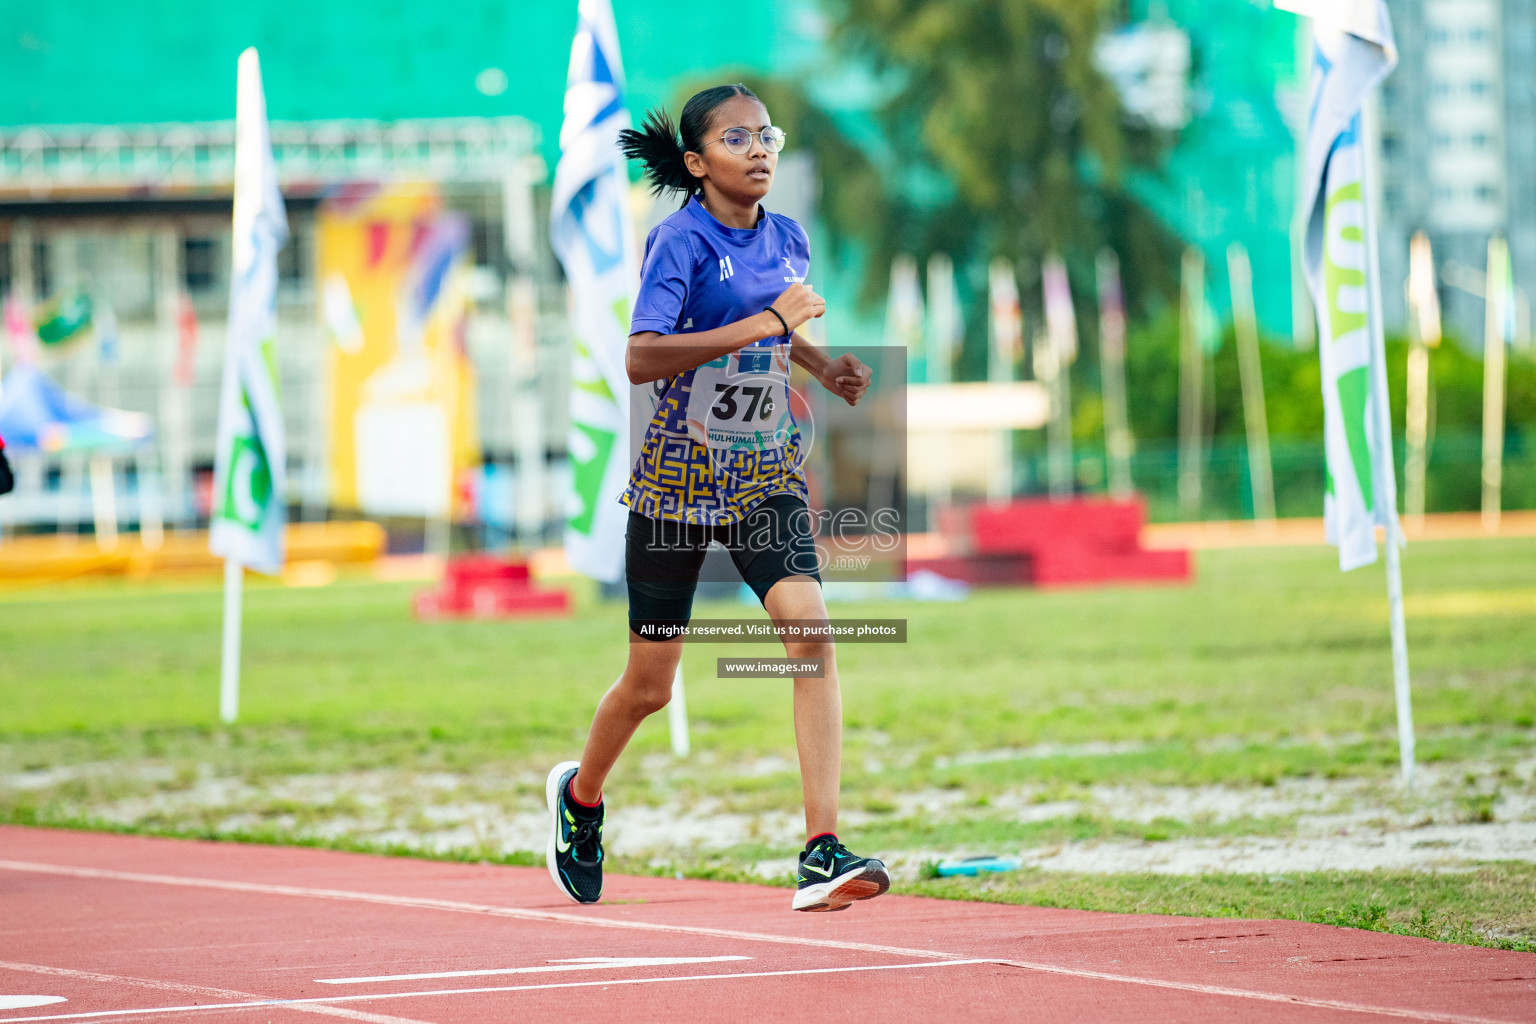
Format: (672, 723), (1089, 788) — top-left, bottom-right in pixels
(1378, 0), (1536, 344)
(0, 0), (822, 535)
(0, 121), (543, 521)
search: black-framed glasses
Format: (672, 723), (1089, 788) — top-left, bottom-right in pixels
(705, 126), (787, 156)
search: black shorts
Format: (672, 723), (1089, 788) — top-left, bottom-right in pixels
(626, 494), (822, 640)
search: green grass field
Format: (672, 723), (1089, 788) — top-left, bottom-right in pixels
(3, 538), (1534, 950)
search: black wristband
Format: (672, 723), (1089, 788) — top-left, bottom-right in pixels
(764, 305), (790, 337)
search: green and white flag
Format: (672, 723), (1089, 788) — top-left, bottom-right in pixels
(1287, 0), (1399, 570)
(550, 0), (638, 583)
(885, 254), (925, 384)
(210, 48), (289, 574)
(925, 253), (961, 385)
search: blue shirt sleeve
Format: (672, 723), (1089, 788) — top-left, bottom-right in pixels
(630, 225), (692, 335)
(786, 217), (811, 279)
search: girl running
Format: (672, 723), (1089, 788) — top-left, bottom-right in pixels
(546, 83), (886, 913)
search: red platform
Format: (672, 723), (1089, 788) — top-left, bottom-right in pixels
(414, 555), (572, 619)
(910, 497), (1191, 588)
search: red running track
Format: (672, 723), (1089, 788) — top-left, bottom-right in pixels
(0, 826), (1532, 1023)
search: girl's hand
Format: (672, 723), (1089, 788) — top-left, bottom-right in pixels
(819, 353), (871, 406)
(770, 283), (825, 333)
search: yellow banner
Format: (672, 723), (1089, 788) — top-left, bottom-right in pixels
(316, 185), (478, 518)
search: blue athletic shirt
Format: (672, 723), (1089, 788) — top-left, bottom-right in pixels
(622, 194), (811, 525)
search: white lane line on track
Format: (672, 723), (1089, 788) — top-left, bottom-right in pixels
(1, 860), (1527, 1024)
(0, 959), (993, 1022)
(315, 956), (752, 984)
(0, 961), (430, 1024)
(994, 962), (1521, 1024)
(0, 860), (951, 961)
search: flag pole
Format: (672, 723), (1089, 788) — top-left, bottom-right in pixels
(1177, 248), (1204, 519)
(1037, 339), (1069, 500)
(1042, 253), (1076, 501)
(1383, 526), (1414, 785)
(926, 253), (957, 518)
(220, 558), (244, 723)
(1362, 95), (1414, 787)
(988, 258), (1022, 504)
(1096, 249), (1134, 501)
(1482, 237), (1508, 533)
(667, 662), (690, 758)
(1227, 242), (1276, 526)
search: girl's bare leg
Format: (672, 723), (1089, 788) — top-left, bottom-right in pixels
(570, 634), (683, 805)
(763, 576), (840, 840)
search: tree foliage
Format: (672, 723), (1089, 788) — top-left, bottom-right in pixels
(816, 0), (1182, 320)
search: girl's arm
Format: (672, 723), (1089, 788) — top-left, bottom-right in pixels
(790, 331), (872, 407)
(626, 313), (783, 385)
(788, 330), (832, 379)
(626, 282), (825, 385)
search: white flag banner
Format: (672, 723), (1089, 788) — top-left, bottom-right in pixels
(1275, 0), (1392, 46)
(1291, 0), (1399, 571)
(1406, 231), (1441, 347)
(550, 0), (638, 584)
(210, 48), (289, 575)
(988, 258), (1022, 384)
(925, 253), (961, 385)
(1042, 252), (1077, 363)
(885, 254), (925, 383)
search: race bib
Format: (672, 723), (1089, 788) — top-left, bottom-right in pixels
(684, 342), (794, 454)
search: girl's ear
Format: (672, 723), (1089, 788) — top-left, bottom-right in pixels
(682, 150), (708, 182)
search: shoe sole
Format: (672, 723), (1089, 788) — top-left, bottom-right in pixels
(545, 760), (587, 904)
(791, 862), (891, 912)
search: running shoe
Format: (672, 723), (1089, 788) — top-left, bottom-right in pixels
(791, 833), (890, 912)
(545, 761), (605, 904)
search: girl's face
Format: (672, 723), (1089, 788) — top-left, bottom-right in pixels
(685, 96), (778, 204)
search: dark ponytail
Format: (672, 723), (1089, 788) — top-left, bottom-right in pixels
(619, 83), (759, 203)
(618, 108), (693, 197)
